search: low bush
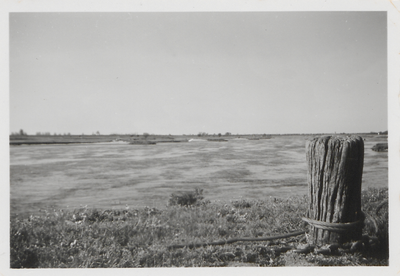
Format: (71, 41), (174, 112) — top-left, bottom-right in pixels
(168, 188), (204, 207)
(372, 143), (388, 152)
(232, 199), (252, 208)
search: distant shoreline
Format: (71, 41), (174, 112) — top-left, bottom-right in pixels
(9, 133), (387, 146)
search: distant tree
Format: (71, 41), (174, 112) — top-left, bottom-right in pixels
(96, 131), (100, 135)
(225, 132), (231, 136)
(19, 129), (26, 136)
(143, 132), (149, 139)
(218, 133), (221, 137)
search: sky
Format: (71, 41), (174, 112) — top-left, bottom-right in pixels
(9, 12), (387, 135)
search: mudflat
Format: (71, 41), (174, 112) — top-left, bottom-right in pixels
(10, 134), (388, 216)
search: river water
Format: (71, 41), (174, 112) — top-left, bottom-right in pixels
(10, 135), (388, 215)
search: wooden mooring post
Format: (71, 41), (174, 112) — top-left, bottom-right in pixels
(304, 136), (364, 245)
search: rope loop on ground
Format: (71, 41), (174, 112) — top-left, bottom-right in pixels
(302, 214), (364, 232)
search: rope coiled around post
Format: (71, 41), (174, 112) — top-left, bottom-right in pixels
(302, 213), (365, 233)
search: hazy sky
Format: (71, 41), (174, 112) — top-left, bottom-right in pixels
(9, 12), (387, 135)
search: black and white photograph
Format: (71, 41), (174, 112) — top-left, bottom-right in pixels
(2, 0), (400, 275)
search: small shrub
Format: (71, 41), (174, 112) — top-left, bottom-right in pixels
(371, 143), (388, 152)
(168, 188), (204, 207)
(232, 199), (252, 208)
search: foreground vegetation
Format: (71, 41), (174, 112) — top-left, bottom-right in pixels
(10, 188), (388, 268)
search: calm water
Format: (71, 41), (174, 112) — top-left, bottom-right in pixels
(10, 136), (388, 215)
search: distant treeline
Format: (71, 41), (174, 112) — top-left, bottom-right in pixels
(10, 131), (72, 136)
(10, 129), (388, 137)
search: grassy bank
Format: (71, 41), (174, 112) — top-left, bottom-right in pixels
(9, 134), (189, 145)
(10, 188), (388, 268)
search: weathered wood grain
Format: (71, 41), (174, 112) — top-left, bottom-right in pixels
(305, 136), (364, 245)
